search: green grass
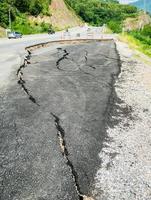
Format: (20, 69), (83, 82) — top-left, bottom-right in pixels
(119, 33), (151, 57)
(12, 14), (51, 35)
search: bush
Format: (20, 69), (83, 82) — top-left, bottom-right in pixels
(64, 0), (138, 32)
(121, 4), (138, 14)
(29, 0), (43, 16)
(41, 22), (50, 32)
(108, 20), (122, 33)
(12, 14), (51, 34)
(14, 0), (30, 13)
(0, 2), (9, 27)
(141, 24), (151, 38)
(130, 29), (151, 46)
(0, 0), (52, 33)
(0, 2), (16, 27)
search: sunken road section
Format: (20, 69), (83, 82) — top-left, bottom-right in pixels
(0, 40), (120, 200)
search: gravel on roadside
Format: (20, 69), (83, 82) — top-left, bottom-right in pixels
(93, 41), (151, 200)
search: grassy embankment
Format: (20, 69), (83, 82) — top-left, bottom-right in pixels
(119, 27), (151, 57)
(12, 14), (51, 35)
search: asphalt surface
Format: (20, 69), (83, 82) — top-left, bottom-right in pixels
(0, 40), (120, 199)
(0, 26), (106, 90)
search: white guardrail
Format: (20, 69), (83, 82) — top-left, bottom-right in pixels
(59, 27), (114, 40)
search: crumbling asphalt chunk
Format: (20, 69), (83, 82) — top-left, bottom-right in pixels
(16, 50), (40, 106)
(51, 113), (94, 200)
(56, 48), (70, 70)
(51, 113), (84, 200)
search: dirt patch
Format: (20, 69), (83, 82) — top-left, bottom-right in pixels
(29, 0), (83, 30)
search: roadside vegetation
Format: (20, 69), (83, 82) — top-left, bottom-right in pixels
(65, 0), (138, 33)
(65, 0), (151, 57)
(12, 14), (50, 34)
(120, 24), (151, 57)
(0, 0), (140, 34)
(130, 24), (151, 46)
(0, 0), (82, 35)
(0, 0), (53, 34)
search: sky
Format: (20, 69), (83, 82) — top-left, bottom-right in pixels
(119, 0), (137, 4)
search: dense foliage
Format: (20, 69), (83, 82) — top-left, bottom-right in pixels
(0, 0), (51, 28)
(130, 24), (151, 45)
(12, 13), (50, 34)
(14, 0), (51, 15)
(0, 0), (139, 34)
(65, 0), (138, 32)
(121, 24), (151, 57)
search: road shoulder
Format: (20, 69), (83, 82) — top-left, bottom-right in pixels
(93, 40), (151, 200)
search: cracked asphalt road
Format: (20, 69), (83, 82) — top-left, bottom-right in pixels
(0, 40), (120, 200)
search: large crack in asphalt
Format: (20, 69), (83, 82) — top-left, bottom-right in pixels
(51, 113), (93, 200)
(16, 50), (40, 106)
(12, 41), (120, 200)
(84, 50), (96, 70)
(57, 47), (117, 78)
(56, 47), (122, 75)
(85, 50), (88, 64)
(56, 48), (96, 76)
(56, 48), (70, 70)
(51, 42), (121, 199)
(85, 51), (97, 70)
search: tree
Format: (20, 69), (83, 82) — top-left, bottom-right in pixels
(29, 0), (43, 16)
(141, 24), (151, 38)
(0, 2), (9, 27)
(14, 0), (30, 13)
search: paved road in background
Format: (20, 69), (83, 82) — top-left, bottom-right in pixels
(0, 26), (108, 90)
(0, 26), (112, 61)
(0, 28), (118, 200)
(0, 26), (105, 52)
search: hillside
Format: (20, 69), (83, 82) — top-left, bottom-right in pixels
(130, 0), (151, 14)
(65, 0), (138, 32)
(50, 0), (82, 29)
(0, 0), (82, 35)
(29, 0), (83, 30)
(0, 0), (148, 35)
(124, 12), (151, 31)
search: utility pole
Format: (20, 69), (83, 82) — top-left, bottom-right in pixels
(9, 6), (11, 31)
